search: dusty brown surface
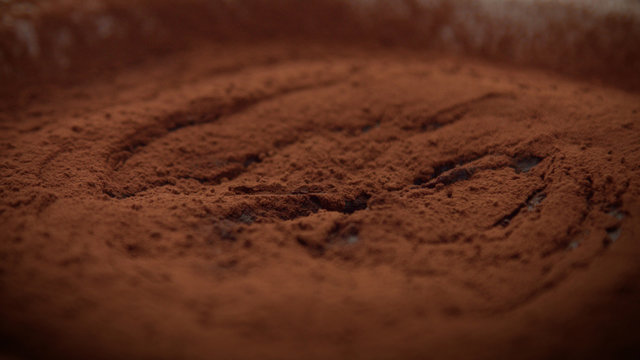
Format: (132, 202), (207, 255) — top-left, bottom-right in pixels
(1, 1), (640, 360)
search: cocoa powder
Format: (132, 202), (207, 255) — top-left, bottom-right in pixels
(1, 1), (639, 359)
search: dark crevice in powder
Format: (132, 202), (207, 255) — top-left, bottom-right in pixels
(527, 192), (546, 211)
(605, 204), (626, 220)
(414, 160), (461, 186)
(327, 223), (360, 245)
(414, 153), (545, 190)
(103, 189), (134, 199)
(109, 80), (341, 170)
(166, 113), (222, 133)
(424, 167), (474, 188)
(512, 156), (543, 173)
(298, 222), (361, 258)
(243, 154), (262, 167)
(414, 153), (487, 186)
(105, 153), (265, 198)
(218, 192), (370, 225)
(343, 193), (371, 214)
(403, 92), (514, 132)
(306, 192), (371, 215)
(494, 204), (524, 228)
(604, 226), (621, 245)
(493, 187), (546, 227)
(360, 118), (381, 133)
(296, 237), (326, 257)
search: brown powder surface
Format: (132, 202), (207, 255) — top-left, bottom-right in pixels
(1, 2), (640, 360)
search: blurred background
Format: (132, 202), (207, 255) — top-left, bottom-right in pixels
(1, 0), (639, 90)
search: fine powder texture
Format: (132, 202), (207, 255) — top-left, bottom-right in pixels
(1, 46), (639, 359)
